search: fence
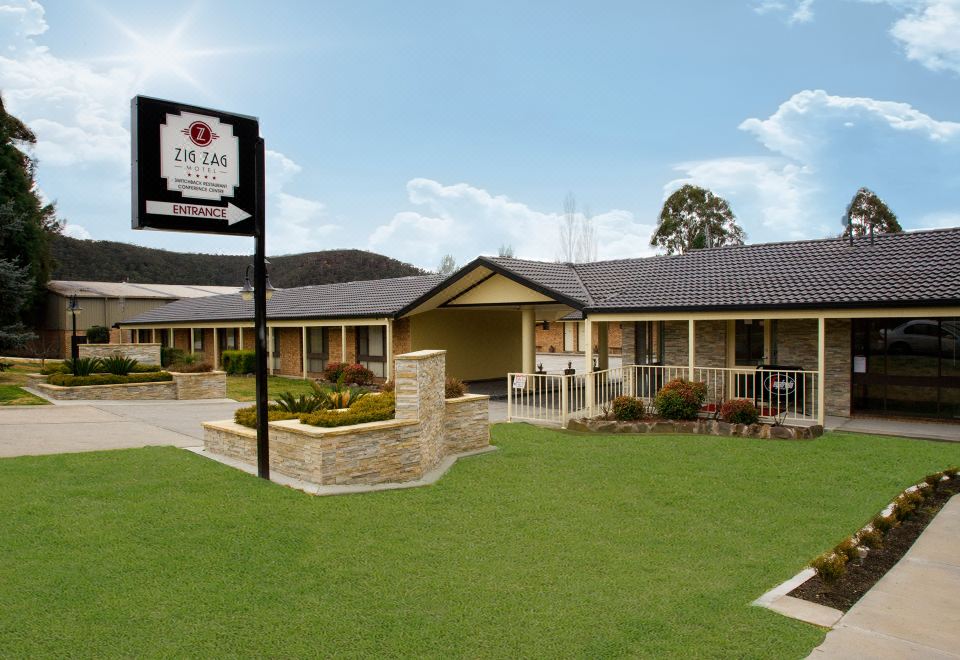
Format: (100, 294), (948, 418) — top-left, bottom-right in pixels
(507, 364), (820, 428)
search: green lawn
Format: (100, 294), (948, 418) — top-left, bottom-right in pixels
(226, 373), (317, 401)
(0, 427), (958, 658)
(0, 364), (49, 405)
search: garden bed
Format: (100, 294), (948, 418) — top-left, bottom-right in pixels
(34, 371), (225, 401)
(789, 476), (959, 611)
(567, 417), (823, 439)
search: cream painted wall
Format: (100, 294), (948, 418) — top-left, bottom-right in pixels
(447, 274), (553, 305)
(410, 308), (523, 381)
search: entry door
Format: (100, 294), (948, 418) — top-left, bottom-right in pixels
(564, 322), (576, 352)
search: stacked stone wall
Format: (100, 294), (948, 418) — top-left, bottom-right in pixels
(79, 343), (162, 365)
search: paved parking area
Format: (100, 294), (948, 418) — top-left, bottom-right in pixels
(0, 398), (246, 458)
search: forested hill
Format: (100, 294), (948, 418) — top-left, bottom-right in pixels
(50, 235), (425, 287)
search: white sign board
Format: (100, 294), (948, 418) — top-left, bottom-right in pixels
(160, 112), (240, 201)
(853, 355), (867, 373)
(512, 375), (527, 389)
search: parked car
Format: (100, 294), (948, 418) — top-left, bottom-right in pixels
(880, 320), (959, 356)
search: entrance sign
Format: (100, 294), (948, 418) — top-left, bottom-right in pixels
(132, 96), (258, 236)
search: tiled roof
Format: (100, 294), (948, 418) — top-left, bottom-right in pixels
(121, 274), (445, 325)
(576, 228), (960, 312)
(121, 228), (960, 324)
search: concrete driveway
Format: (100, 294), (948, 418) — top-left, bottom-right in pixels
(0, 398), (246, 458)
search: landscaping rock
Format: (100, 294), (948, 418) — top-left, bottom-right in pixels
(715, 421), (732, 436)
(770, 426), (794, 440)
(649, 422), (676, 434)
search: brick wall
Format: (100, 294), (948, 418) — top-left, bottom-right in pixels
(776, 319), (817, 369)
(825, 318), (851, 417)
(242, 328), (255, 350)
(663, 321), (689, 365)
(621, 322), (636, 365)
(393, 318), (412, 357)
(277, 327), (303, 376)
(536, 322), (565, 353)
(174, 329), (191, 352)
(328, 327), (357, 363)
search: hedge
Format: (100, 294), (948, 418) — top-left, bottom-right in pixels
(234, 405), (298, 429)
(48, 372), (172, 387)
(222, 350), (256, 375)
(299, 393), (396, 428)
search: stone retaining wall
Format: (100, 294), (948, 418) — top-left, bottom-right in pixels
(170, 371), (227, 399)
(79, 343), (162, 365)
(567, 417), (823, 440)
(203, 350), (491, 486)
(34, 371), (226, 401)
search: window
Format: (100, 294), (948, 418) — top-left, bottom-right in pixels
(307, 327), (328, 373)
(219, 328), (237, 350)
(269, 330), (280, 370)
(735, 320), (765, 366)
(193, 330), (204, 352)
(356, 325), (386, 378)
(634, 321), (664, 365)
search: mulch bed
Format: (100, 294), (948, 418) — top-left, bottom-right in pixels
(789, 481), (959, 611)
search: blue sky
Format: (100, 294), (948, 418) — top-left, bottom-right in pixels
(1, 0), (958, 269)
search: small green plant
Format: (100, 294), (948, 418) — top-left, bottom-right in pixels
(719, 398), (760, 425)
(85, 325), (110, 344)
(859, 528), (883, 549)
(221, 350), (255, 375)
(99, 355), (139, 376)
(161, 347), (186, 368)
(274, 391), (329, 414)
(444, 377), (467, 399)
(872, 513), (897, 534)
(653, 378), (707, 421)
(612, 395), (645, 421)
(63, 357), (102, 376)
(833, 537), (859, 562)
(312, 374), (369, 409)
(810, 551), (847, 583)
(894, 490), (924, 520)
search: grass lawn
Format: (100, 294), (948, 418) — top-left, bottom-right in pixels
(0, 426), (958, 657)
(0, 364), (49, 405)
(226, 373), (317, 401)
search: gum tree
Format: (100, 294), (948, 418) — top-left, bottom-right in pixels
(650, 184), (745, 255)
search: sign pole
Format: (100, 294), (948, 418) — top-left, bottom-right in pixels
(253, 136), (270, 480)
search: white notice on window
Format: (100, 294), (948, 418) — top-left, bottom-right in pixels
(853, 356), (867, 373)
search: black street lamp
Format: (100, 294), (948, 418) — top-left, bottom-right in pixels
(66, 292), (82, 375)
(240, 262), (275, 302)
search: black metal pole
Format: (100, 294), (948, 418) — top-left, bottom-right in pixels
(254, 137), (270, 480)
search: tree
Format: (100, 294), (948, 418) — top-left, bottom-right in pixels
(558, 193), (597, 263)
(0, 95), (60, 348)
(650, 184), (745, 255)
(497, 244), (514, 258)
(841, 187), (902, 238)
(437, 254), (458, 276)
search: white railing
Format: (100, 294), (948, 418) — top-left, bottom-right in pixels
(507, 364), (820, 428)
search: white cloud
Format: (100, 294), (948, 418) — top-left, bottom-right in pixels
(880, 0), (960, 74)
(369, 178), (656, 269)
(61, 223), (90, 240)
(752, 0), (814, 23)
(914, 211), (960, 230)
(669, 89), (960, 243)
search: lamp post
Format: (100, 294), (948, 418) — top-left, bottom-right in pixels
(66, 293), (82, 375)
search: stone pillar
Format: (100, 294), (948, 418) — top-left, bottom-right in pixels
(521, 308), (536, 374)
(394, 350), (446, 471)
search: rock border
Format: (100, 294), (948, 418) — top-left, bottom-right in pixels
(566, 417), (824, 440)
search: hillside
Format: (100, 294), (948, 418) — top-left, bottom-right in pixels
(50, 235), (425, 288)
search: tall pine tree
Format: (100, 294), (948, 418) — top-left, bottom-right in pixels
(0, 95), (60, 349)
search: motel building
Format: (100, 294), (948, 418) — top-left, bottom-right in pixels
(119, 228), (960, 427)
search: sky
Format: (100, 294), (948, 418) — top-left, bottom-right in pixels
(1, 0), (959, 271)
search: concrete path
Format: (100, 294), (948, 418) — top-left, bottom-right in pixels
(0, 397), (246, 458)
(825, 415), (960, 443)
(810, 497), (960, 659)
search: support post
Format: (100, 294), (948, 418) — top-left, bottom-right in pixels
(341, 325), (347, 363)
(817, 317), (826, 426)
(584, 318), (594, 416)
(560, 373), (569, 427)
(688, 319), (696, 380)
(385, 319), (393, 382)
(268, 326), (275, 375)
(190, 328), (195, 355)
(597, 321), (609, 371)
(213, 329), (219, 369)
(151, 328), (157, 344)
(521, 308), (536, 375)
(253, 136), (270, 480)
(168, 327), (174, 348)
(302, 326), (308, 379)
(238, 327), (244, 350)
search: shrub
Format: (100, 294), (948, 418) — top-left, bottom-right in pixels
(719, 398), (760, 425)
(833, 537), (859, 562)
(311, 376), (369, 409)
(168, 361), (213, 373)
(653, 378), (707, 421)
(894, 490), (924, 520)
(48, 372), (172, 387)
(85, 325), (110, 344)
(322, 362), (346, 381)
(161, 347), (185, 367)
(612, 395), (645, 421)
(300, 393), (396, 428)
(234, 405), (298, 429)
(274, 391), (329, 414)
(924, 472), (946, 490)
(445, 377), (468, 399)
(40, 363), (69, 375)
(859, 528), (883, 549)
(63, 357), (101, 376)
(222, 350), (255, 375)
(343, 363), (375, 385)
(810, 551), (847, 583)
(99, 355), (139, 376)
(130, 363), (163, 373)
(872, 513), (898, 534)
